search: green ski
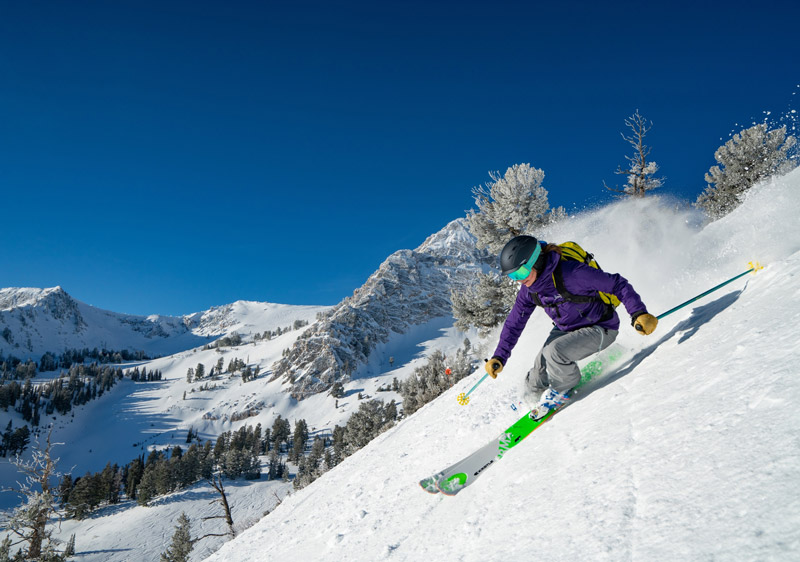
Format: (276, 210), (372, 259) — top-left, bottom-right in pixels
(419, 343), (625, 496)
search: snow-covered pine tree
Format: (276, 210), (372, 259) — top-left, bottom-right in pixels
(458, 163), (566, 333)
(0, 428), (67, 560)
(451, 272), (518, 337)
(605, 110), (664, 198)
(696, 123), (797, 220)
(399, 347), (474, 416)
(63, 535), (75, 558)
(342, 400), (394, 454)
(160, 512), (193, 562)
(466, 163), (565, 254)
(0, 535), (12, 561)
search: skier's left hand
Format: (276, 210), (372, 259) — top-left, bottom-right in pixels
(633, 313), (658, 335)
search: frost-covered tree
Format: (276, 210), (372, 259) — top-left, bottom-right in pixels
(63, 534), (75, 558)
(451, 272), (519, 337)
(466, 163), (566, 254)
(0, 428), (67, 561)
(605, 110), (663, 197)
(329, 382), (344, 399)
(399, 347), (474, 416)
(343, 400), (394, 453)
(696, 123), (797, 220)
(160, 512), (193, 562)
(460, 164), (565, 333)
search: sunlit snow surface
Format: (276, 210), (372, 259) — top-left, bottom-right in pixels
(206, 170), (800, 562)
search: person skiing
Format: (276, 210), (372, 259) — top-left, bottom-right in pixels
(485, 235), (658, 419)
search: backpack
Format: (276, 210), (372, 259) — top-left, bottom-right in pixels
(530, 241), (620, 317)
(556, 241), (621, 309)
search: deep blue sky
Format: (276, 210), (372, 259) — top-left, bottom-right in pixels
(1, 1), (798, 316)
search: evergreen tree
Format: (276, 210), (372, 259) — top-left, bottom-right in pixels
(57, 474), (73, 508)
(136, 465), (158, 506)
(178, 444), (200, 488)
(290, 420), (308, 462)
(0, 535), (10, 561)
(331, 425), (346, 466)
(9, 426), (31, 458)
(199, 442), (214, 479)
(329, 382), (344, 399)
(466, 163), (566, 254)
(63, 534), (75, 557)
(343, 400), (392, 453)
(460, 163), (565, 333)
(267, 450), (283, 480)
(1, 421), (13, 456)
(160, 512), (193, 562)
(400, 346), (474, 416)
(696, 123), (797, 219)
(451, 272), (518, 336)
(0, 428), (66, 560)
(125, 457), (145, 500)
(66, 475), (92, 519)
(271, 416), (291, 452)
(605, 110), (664, 197)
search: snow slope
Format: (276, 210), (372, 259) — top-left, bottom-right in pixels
(36, 316), (472, 562)
(0, 302), (329, 509)
(205, 169), (800, 561)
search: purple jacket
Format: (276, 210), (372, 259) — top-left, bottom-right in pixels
(492, 249), (648, 364)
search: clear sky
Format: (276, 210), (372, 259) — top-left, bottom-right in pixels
(1, 0), (798, 316)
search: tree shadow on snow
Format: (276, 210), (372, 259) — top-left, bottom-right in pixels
(74, 548), (133, 557)
(585, 288), (745, 396)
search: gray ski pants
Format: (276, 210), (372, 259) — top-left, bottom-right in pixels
(525, 325), (618, 394)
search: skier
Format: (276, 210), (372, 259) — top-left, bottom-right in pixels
(485, 235), (658, 419)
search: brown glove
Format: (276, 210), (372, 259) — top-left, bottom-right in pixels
(485, 357), (504, 379)
(633, 312), (658, 335)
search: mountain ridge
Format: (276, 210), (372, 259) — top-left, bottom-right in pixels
(270, 218), (492, 399)
(0, 286), (327, 362)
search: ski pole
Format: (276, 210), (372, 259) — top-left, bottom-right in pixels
(644, 261), (763, 327)
(457, 372), (489, 405)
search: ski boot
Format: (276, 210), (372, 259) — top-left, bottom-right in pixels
(529, 388), (570, 421)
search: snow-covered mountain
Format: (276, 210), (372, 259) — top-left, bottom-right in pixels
(0, 287), (327, 362)
(270, 218), (492, 399)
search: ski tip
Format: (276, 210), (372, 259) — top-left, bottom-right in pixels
(435, 473), (467, 496)
(435, 482), (462, 496)
(419, 477), (441, 494)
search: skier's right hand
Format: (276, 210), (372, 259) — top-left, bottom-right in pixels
(633, 312), (658, 335)
(485, 357), (504, 379)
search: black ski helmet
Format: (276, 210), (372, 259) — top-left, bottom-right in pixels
(499, 235), (542, 275)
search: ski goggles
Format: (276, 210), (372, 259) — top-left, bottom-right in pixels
(507, 244), (542, 281)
